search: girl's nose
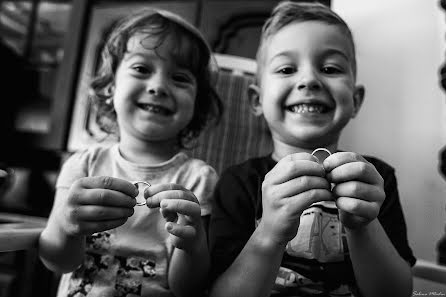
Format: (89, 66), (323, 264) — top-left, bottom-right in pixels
(296, 67), (321, 91)
(146, 73), (167, 97)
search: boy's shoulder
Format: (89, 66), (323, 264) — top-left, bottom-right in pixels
(362, 154), (395, 175)
(221, 155), (275, 179)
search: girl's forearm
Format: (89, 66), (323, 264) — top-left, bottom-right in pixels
(209, 226), (286, 297)
(346, 219), (413, 297)
(38, 221), (85, 273)
(168, 239), (210, 297)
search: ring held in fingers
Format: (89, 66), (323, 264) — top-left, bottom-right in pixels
(132, 181), (151, 206)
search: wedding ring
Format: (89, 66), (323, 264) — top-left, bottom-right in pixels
(311, 148), (332, 163)
(132, 181), (151, 206)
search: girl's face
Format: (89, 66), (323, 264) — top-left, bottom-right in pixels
(255, 21), (363, 150)
(112, 32), (197, 147)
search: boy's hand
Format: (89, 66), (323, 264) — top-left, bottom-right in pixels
(145, 184), (204, 253)
(260, 153), (332, 245)
(323, 152), (385, 230)
(61, 176), (137, 236)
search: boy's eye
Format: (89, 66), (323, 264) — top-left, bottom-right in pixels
(321, 66), (343, 75)
(276, 66), (296, 75)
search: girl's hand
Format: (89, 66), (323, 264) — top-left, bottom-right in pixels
(323, 152), (385, 230)
(144, 184), (204, 253)
(259, 153), (332, 245)
(60, 176), (137, 236)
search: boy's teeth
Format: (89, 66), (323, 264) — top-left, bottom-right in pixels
(289, 104), (325, 113)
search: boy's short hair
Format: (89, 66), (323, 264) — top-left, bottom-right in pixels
(256, 1), (357, 80)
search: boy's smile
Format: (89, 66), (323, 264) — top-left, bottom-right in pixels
(253, 21), (364, 152)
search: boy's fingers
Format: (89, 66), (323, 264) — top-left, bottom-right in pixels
(266, 156), (325, 185)
(332, 181), (385, 202)
(323, 152), (366, 172)
(76, 176), (139, 197)
(284, 188), (333, 213)
(335, 196), (380, 220)
(271, 176), (331, 199)
(326, 162), (382, 185)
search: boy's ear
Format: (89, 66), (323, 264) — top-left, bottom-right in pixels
(352, 85), (365, 118)
(248, 84), (263, 116)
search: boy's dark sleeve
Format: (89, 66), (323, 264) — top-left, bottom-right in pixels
(209, 166), (257, 279)
(374, 160), (417, 266)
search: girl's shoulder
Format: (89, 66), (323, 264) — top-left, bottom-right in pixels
(63, 144), (117, 168)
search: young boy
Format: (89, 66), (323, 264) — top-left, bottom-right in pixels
(208, 2), (415, 297)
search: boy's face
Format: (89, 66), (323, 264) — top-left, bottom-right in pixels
(252, 21), (364, 149)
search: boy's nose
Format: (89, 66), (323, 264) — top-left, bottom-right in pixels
(296, 69), (321, 91)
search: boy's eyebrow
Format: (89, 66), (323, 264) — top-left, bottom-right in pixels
(322, 47), (352, 62)
(268, 47), (352, 64)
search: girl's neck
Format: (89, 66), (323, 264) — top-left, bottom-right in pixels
(118, 137), (180, 165)
(271, 138), (338, 162)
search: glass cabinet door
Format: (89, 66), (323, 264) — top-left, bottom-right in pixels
(0, 0), (72, 152)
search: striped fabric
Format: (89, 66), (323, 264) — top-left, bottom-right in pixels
(188, 69), (273, 175)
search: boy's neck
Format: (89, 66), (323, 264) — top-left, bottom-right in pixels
(271, 139), (338, 162)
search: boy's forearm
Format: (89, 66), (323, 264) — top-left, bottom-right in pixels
(210, 226), (286, 297)
(38, 220), (85, 273)
(346, 219), (413, 297)
(168, 238), (210, 297)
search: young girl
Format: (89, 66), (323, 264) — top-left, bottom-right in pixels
(39, 8), (222, 297)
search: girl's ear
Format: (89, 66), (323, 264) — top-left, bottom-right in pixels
(248, 84), (263, 116)
(352, 85), (365, 118)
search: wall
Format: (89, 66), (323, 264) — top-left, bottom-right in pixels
(332, 0), (446, 265)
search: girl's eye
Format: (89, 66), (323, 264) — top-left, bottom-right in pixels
(277, 66), (295, 75)
(132, 65), (150, 75)
(172, 73), (193, 84)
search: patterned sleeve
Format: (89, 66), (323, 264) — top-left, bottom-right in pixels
(187, 162), (219, 217)
(55, 150), (90, 190)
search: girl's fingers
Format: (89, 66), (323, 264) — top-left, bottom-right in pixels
(335, 196), (380, 220)
(160, 199), (201, 217)
(145, 185), (198, 208)
(165, 222), (196, 239)
(76, 176), (139, 197)
(72, 205), (134, 221)
(77, 188), (137, 207)
(72, 218), (129, 236)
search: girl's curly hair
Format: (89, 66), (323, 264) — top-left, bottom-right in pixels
(89, 9), (223, 148)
